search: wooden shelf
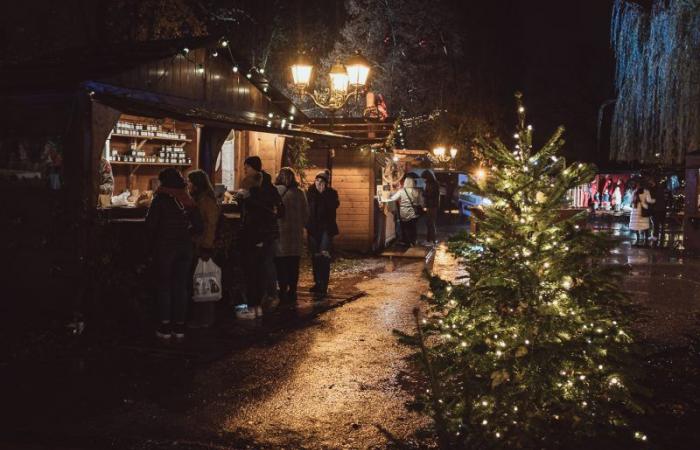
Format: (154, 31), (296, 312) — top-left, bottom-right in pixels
(110, 161), (191, 167)
(110, 133), (192, 143)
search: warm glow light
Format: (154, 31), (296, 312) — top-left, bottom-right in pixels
(329, 62), (349, 93)
(345, 52), (370, 86)
(291, 54), (313, 88)
(475, 168), (486, 180)
(433, 146), (446, 158)
(450, 147), (458, 158)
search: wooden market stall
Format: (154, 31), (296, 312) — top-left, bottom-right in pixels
(304, 118), (398, 252)
(0, 36), (348, 323)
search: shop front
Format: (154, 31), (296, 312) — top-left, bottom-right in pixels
(0, 37), (348, 326)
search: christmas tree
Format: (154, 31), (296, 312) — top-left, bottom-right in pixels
(409, 93), (645, 448)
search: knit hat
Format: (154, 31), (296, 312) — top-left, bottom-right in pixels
(315, 171), (329, 183)
(244, 156), (262, 172)
(158, 168), (186, 189)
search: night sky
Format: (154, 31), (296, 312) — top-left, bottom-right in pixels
(455, 0), (616, 164)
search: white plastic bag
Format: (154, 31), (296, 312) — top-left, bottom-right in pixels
(192, 258), (222, 302)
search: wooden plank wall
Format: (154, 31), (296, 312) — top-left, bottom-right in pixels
(307, 147), (374, 252)
(235, 130), (284, 185)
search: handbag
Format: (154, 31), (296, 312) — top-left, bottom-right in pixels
(192, 258), (222, 302)
(404, 188), (425, 217)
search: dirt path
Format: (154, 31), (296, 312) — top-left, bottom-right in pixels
(206, 260), (431, 448)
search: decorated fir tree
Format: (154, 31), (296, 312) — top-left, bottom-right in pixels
(410, 93), (645, 448)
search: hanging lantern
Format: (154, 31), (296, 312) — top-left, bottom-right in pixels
(345, 52), (370, 87)
(290, 54), (313, 89)
(329, 62), (349, 93)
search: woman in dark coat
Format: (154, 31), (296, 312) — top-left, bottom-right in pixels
(146, 168), (197, 340)
(306, 171), (339, 297)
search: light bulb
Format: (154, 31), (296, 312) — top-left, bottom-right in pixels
(518, 106), (525, 113)
(232, 66), (239, 73)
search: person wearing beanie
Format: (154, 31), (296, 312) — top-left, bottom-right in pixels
(235, 155), (283, 318)
(146, 168), (201, 340)
(305, 170), (340, 297)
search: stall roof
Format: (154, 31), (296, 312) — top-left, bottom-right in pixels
(0, 36), (351, 142)
(306, 117), (396, 145)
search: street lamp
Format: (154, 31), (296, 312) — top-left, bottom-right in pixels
(432, 146), (458, 163)
(290, 51), (370, 113)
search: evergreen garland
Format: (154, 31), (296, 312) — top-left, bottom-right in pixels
(405, 93), (646, 449)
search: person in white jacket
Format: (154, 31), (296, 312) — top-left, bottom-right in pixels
(381, 176), (424, 246)
(629, 183), (655, 245)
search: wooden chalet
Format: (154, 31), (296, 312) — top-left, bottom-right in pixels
(305, 118), (398, 252)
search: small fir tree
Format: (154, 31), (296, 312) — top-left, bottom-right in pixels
(410, 93), (645, 448)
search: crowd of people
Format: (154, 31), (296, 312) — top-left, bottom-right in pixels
(144, 156), (340, 340)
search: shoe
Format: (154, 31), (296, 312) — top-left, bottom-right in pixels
(173, 323), (185, 340)
(155, 323), (172, 340)
(235, 305), (256, 320)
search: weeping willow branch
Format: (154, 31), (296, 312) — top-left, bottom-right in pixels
(611, 0), (700, 165)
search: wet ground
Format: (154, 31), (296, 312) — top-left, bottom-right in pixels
(2, 217), (700, 449)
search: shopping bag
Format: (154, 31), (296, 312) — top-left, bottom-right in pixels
(192, 258), (222, 302)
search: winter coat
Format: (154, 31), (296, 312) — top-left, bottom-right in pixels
(385, 178), (424, 221)
(193, 191), (219, 251)
(275, 185), (309, 256)
(306, 185), (340, 239)
(651, 183), (667, 215)
(240, 171), (282, 245)
(629, 189), (655, 231)
(423, 177), (440, 209)
(146, 189), (196, 248)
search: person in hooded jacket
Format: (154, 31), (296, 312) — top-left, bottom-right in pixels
(274, 167), (308, 304)
(146, 168), (199, 340)
(306, 171), (339, 297)
(381, 176), (424, 246)
(236, 156), (282, 318)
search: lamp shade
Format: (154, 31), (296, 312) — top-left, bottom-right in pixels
(291, 54), (313, 88)
(329, 62), (349, 93)
(345, 53), (370, 86)
(450, 147), (458, 158)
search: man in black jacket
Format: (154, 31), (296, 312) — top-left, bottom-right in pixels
(237, 156), (282, 318)
(306, 171), (340, 297)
